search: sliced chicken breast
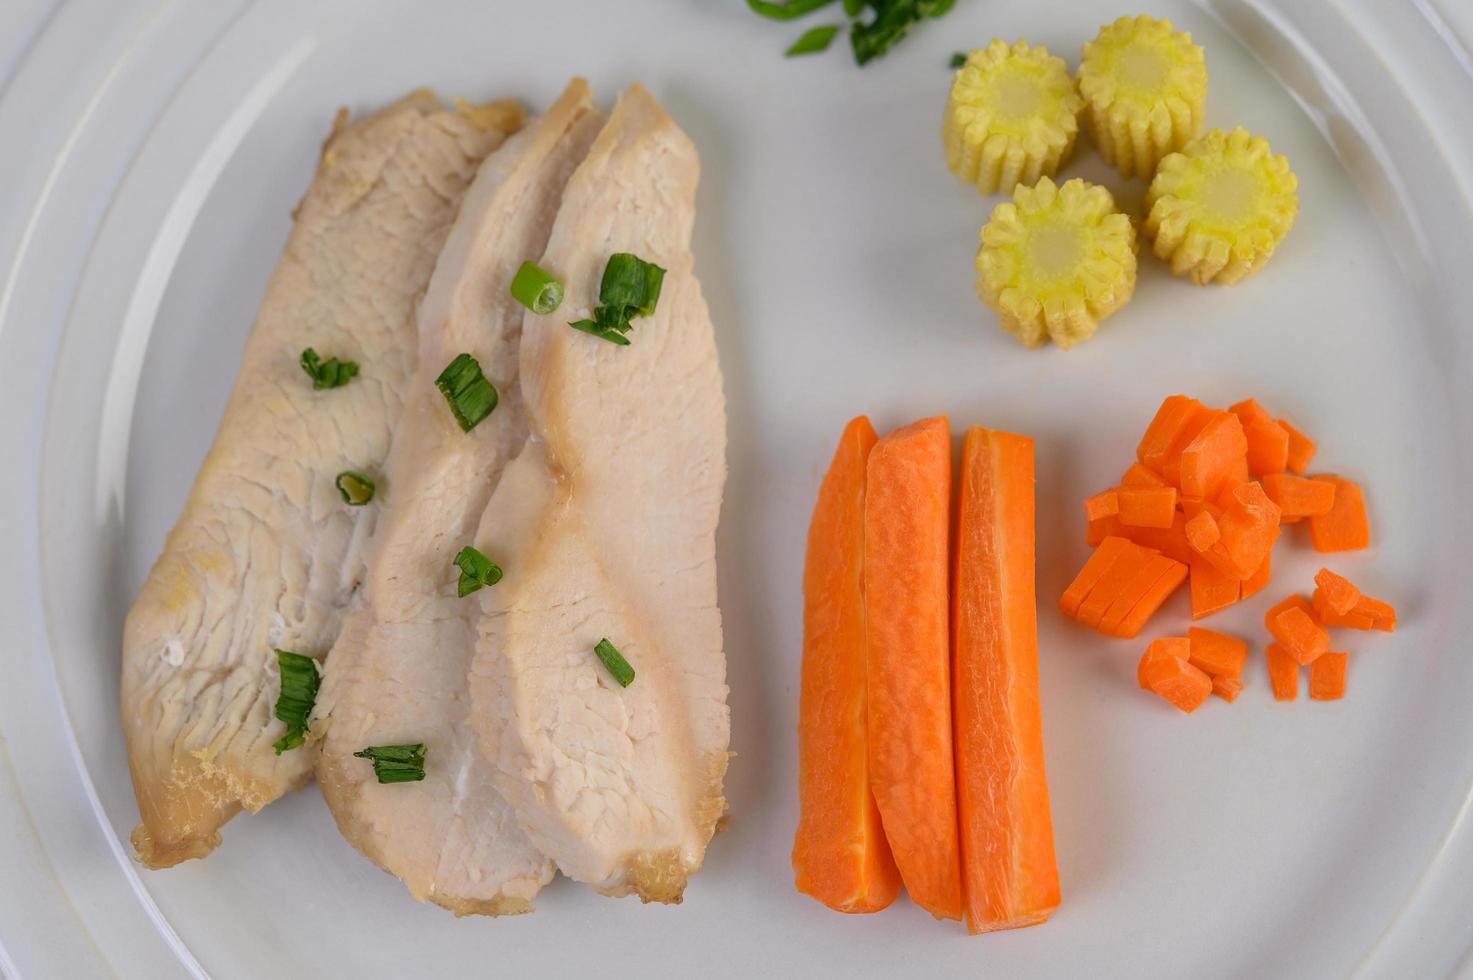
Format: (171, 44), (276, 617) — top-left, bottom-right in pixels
(314, 80), (606, 916)
(122, 92), (523, 869)
(468, 84), (729, 903)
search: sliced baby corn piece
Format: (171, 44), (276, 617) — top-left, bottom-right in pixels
(943, 39), (1084, 194)
(976, 176), (1137, 349)
(1077, 14), (1207, 179)
(1145, 127), (1299, 285)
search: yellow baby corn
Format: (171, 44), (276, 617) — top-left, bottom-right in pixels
(943, 40), (1084, 194)
(1077, 15), (1207, 179)
(1144, 127), (1298, 285)
(976, 177), (1137, 349)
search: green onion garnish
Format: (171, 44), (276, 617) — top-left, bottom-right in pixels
(354, 744), (427, 784)
(335, 471), (375, 506)
(453, 545), (503, 597)
(435, 353), (499, 431)
(787, 24), (840, 56)
(568, 253), (666, 346)
(593, 638), (636, 688)
(272, 650), (320, 754)
(949, 51), (966, 69)
(747, 0), (838, 19)
(509, 261), (564, 315)
(299, 347), (359, 390)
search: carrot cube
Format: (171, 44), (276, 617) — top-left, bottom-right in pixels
(1312, 589), (1374, 630)
(1265, 594), (1330, 665)
(1161, 405), (1219, 489)
(1312, 568), (1361, 615)
(1241, 549), (1272, 599)
(1137, 636), (1189, 690)
(1084, 489), (1120, 522)
(1228, 398), (1273, 428)
(1189, 557), (1239, 620)
(1136, 396), (1205, 475)
(1309, 652), (1348, 701)
(1178, 411), (1248, 499)
(1187, 627), (1248, 679)
(1112, 511), (1195, 565)
(1280, 418), (1316, 474)
(1140, 648), (1213, 713)
(1308, 475), (1369, 553)
(1184, 510), (1220, 552)
(1118, 487), (1178, 529)
(1213, 482), (1281, 579)
(1211, 675), (1243, 702)
(1262, 473), (1336, 519)
(1120, 462), (1169, 489)
(1266, 643), (1299, 701)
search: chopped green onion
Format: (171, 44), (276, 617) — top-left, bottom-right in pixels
(787, 24), (841, 56)
(747, 0), (837, 19)
(272, 650), (320, 754)
(435, 353), (499, 431)
(453, 545), (503, 597)
(299, 347), (359, 390)
(842, 0), (862, 14)
(949, 51), (966, 69)
(593, 638), (636, 688)
(509, 261), (564, 315)
(335, 471), (376, 506)
(568, 253), (666, 346)
(353, 744), (427, 784)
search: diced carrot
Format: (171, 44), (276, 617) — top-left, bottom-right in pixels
(1137, 636), (1189, 689)
(1118, 487), (1178, 529)
(1213, 482), (1281, 579)
(1241, 549), (1272, 599)
(1308, 652), (1348, 701)
(1313, 568), (1361, 615)
(1137, 395), (1205, 475)
(951, 427), (1060, 934)
(1189, 557), (1239, 620)
(1266, 643), (1299, 701)
(1076, 544), (1159, 631)
(1308, 475), (1369, 553)
(1243, 419), (1290, 476)
(1360, 597), (1397, 632)
(1179, 496), (1209, 519)
(1121, 462), (1169, 489)
(1212, 676), (1243, 702)
(864, 416), (962, 921)
(1178, 411), (1248, 499)
(1264, 594), (1329, 665)
(1161, 404), (1219, 489)
(1083, 489), (1120, 522)
(1187, 627), (1248, 679)
(1312, 589), (1374, 630)
(1113, 511), (1194, 565)
(1280, 418), (1316, 474)
(794, 417), (901, 913)
(1262, 473), (1336, 519)
(1086, 515), (1117, 547)
(1060, 536), (1134, 618)
(1184, 510), (1220, 552)
(1100, 554), (1187, 638)
(1228, 398), (1273, 428)
(1140, 651), (1213, 713)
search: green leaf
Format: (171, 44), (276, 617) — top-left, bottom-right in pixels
(453, 545), (503, 597)
(299, 347), (359, 390)
(509, 260), (564, 315)
(435, 353), (499, 431)
(593, 638), (636, 688)
(335, 470), (375, 506)
(272, 650), (320, 755)
(353, 744), (427, 784)
(747, 0), (838, 20)
(787, 24), (841, 56)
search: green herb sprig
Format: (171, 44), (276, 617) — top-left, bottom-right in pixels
(272, 650), (320, 754)
(354, 744), (427, 784)
(747, 0), (957, 65)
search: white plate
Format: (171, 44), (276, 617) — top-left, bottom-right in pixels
(3, 1), (1473, 977)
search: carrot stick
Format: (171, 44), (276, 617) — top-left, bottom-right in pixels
(794, 417), (901, 913)
(1309, 651), (1348, 701)
(1101, 554), (1186, 638)
(951, 427), (1060, 934)
(864, 416), (962, 921)
(1266, 643), (1299, 701)
(1308, 475), (1370, 553)
(1076, 545), (1158, 630)
(1060, 536), (1134, 618)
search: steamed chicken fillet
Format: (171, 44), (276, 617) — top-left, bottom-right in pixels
(314, 81), (605, 915)
(469, 85), (729, 903)
(120, 92), (522, 868)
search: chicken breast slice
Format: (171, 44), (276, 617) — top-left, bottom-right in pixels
(122, 92), (523, 869)
(314, 80), (606, 916)
(469, 84), (729, 903)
